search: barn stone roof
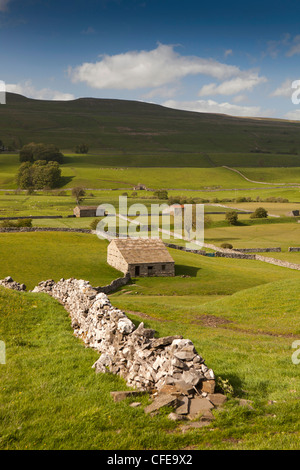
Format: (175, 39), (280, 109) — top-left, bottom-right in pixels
(75, 206), (98, 210)
(109, 238), (175, 264)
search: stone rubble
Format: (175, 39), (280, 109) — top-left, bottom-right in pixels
(0, 276), (26, 291)
(2, 276), (228, 421)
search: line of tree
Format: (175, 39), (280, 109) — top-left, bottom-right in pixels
(19, 142), (64, 164)
(74, 143), (89, 154)
(16, 160), (62, 189)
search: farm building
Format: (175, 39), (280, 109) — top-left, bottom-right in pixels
(107, 238), (175, 277)
(73, 205), (107, 217)
(133, 183), (147, 190)
(287, 210), (300, 217)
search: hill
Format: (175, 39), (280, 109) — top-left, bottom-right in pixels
(1, 93), (300, 167)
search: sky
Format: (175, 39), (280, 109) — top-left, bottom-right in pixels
(1, 0), (300, 119)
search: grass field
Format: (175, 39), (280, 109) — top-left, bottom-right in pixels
(0, 233), (299, 450)
(1, 93), (300, 450)
(205, 220), (300, 250)
(2, 151), (300, 191)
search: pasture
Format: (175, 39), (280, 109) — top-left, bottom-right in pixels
(0, 232), (299, 449)
(1, 95), (300, 450)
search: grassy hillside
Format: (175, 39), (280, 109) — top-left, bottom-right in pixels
(1, 93), (300, 165)
(1, 231), (300, 291)
(0, 244), (299, 449)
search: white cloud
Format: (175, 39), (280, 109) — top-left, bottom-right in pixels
(286, 44), (300, 57)
(198, 72), (267, 97)
(270, 78), (294, 97)
(232, 94), (248, 103)
(266, 33), (300, 58)
(264, 34), (291, 58)
(81, 26), (96, 35)
(6, 80), (75, 101)
(142, 86), (179, 100)
(286, 35), (300, 57)
(284, 109), (300, 120)
(162, 98), (269, 118)
(68, 43), (241, 90)
(0, 0), (11, 12)
(224, 49), (233, 57)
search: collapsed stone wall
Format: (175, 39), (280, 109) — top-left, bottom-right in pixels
(31, 277), (215, 393)
(0, 276), (26, 291)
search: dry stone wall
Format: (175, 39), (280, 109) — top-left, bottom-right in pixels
(30, 277), (215, 394)
(0, 276), (26, 291)
(255, 255), (300, 271)
(0, 227), (92, 233)
(233, 247), (281, 253)
(215, 251), (256, 260)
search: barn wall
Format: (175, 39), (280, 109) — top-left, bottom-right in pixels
(128, 262), (175, 277)
(107, 244), (129, 274)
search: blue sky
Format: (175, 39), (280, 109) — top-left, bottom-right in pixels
(1, 0), (300, 119)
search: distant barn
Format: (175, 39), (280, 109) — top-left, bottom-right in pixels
(107, 238), (175, 277)
(287, 210), (300, 217)
(133, 183), (147, 190)
(73, 206), (107, 217)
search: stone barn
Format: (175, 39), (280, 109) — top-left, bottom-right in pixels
(287, 210), (300, 217)
(133, 183), (147, 190)
(107, 238), (175, 277)
(73, 206), (107, 217)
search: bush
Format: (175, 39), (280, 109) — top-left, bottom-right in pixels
(74, 143), (89, 154)
(250, 207), (268, 218)
(19, 143), (63, 164)
(225, 211), (238, 225)
(17, 161), (62, 190)
(72, 187), (86, 205)
(220, 243), (233, 249)
(153, 190), (168, 200)
(17, 218), (32, 227)
(204, 215), (212, 228)
(0, 219), (32, 228)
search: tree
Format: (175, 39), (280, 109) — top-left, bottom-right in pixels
(153, 190), (168, 200)
(75, 143), (89, 154)
(32, 160), (62, 189)
(16, 161), (62, 189)
(19, 142), (64, 164)
(250, 207), (268, 218)
(16, 162), (34, 189)
(72, 186), (86, 205)
(225, 210), (238, 225)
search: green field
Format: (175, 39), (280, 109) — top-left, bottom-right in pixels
(0, 233), (299, 450)
(1, 92), (300, 450)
